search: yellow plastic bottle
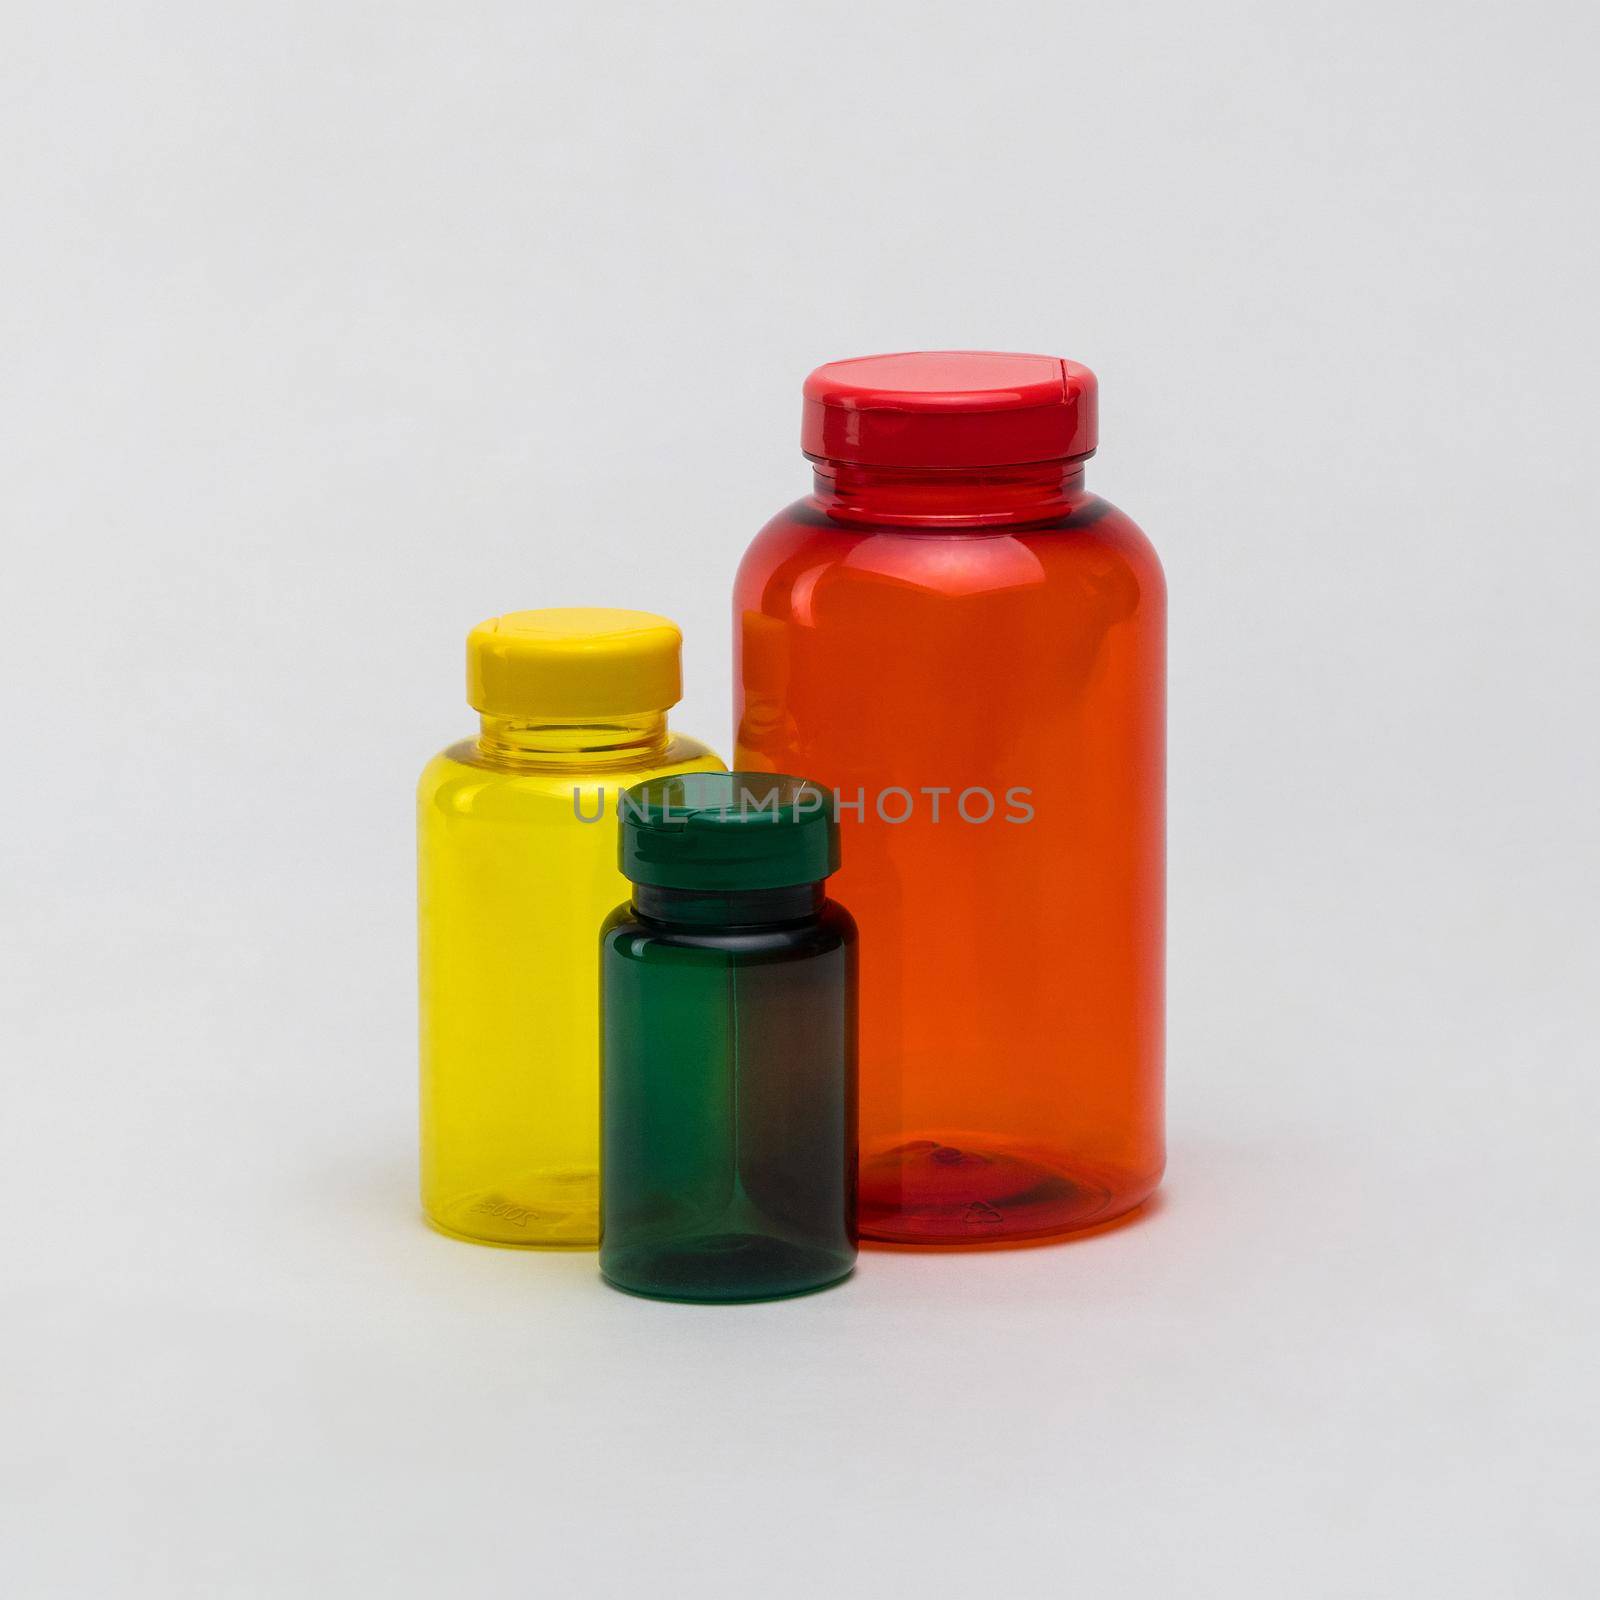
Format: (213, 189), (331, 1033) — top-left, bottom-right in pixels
(418, 608), (723, 1247)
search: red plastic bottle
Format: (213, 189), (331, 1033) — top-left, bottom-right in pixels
(734, 352), (1164, 1244)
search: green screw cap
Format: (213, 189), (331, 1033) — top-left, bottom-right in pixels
(619, 772), (840, 892)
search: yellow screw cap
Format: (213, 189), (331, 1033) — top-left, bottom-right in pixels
(466, 608), (684, 720)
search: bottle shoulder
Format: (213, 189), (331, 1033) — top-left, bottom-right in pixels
(737, 493), (1163, 603)
(656, 733), (723, 773)
(418, 737), (724, 815)
(817, 897), (857, 943)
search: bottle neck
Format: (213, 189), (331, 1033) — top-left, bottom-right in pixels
(632, 882), (824, 929)
(808, 457), (1087, 529)
(475, 710), (669, 769)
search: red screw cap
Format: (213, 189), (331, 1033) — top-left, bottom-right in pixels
(801, 350), (1098, 469)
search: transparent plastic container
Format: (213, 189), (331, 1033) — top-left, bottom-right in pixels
(735, 353), (1164, 1245)
(600, 773), (857, 1300)
(418, 608), (722, 1247)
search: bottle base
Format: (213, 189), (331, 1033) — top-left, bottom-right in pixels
(601, 1232), (855, 1303)
(858, 1137), (1158, 1246)
(424, 1169), (599, 1249)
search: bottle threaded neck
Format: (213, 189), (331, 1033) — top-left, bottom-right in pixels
(475, 711), (670, 768)
(808, 458), (1085, 528)
(631, 882), (824, 928)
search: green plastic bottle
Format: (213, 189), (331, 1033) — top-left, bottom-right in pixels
(600, 773), (858, 1301)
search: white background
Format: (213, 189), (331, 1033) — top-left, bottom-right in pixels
(3, 2), (1597, 1595)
